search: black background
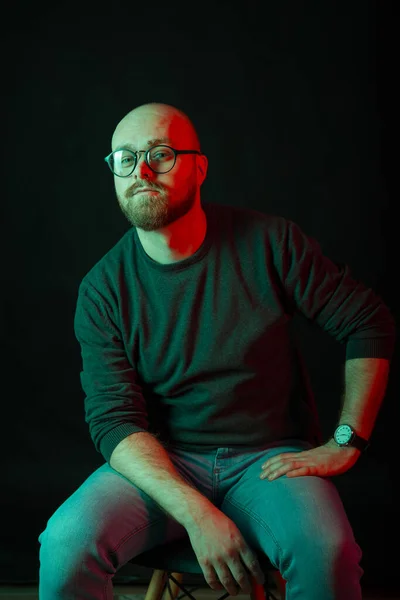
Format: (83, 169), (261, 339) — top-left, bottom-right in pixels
(2, 0), (398, 593)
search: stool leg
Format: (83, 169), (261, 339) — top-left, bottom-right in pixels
(162, 572), (184, 600)
(270, 572), (286, 599)
(250, 578), (266, 600)
(144, 569), (168, 600)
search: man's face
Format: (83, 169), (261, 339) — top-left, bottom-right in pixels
(112, 109), (201, 232)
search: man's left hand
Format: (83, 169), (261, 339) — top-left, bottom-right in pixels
(260, 440), (361, 480)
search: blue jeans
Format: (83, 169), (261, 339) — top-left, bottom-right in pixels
(38, 439), (363, 599)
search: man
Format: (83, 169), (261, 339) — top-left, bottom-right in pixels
(38, 102), (395, 599)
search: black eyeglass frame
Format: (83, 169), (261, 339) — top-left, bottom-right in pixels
(104, 144), (202, 177)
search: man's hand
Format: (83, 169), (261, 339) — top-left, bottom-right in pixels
(260, 440), (361, 481)
(186, 506), (265, 596)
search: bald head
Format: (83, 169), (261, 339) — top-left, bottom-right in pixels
(111, 102), (200, 152)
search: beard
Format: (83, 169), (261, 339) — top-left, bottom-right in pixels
(116, 182), (198, 232)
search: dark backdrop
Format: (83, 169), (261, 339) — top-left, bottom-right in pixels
(2, 0), (398, 593)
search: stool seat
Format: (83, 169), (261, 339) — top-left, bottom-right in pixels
(132, 536), (276, 575)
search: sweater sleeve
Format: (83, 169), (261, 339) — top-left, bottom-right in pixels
(74, 279), (148, 463)
(271, 218), (396, 361)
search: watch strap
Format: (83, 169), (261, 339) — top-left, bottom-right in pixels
(350, 433), (370, 452)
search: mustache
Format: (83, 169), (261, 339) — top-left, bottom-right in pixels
(126, 183), (162, 198)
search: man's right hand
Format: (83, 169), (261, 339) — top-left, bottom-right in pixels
(186, 506), (265, 596)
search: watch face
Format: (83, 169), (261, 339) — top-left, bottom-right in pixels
(335, 424), (353, 444)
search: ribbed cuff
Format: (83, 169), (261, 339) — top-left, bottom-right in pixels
(100, 423), (147, 463)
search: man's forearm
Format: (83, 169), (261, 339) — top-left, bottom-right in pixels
(109, 431), (213, 530)
(337, 357), (390, 439)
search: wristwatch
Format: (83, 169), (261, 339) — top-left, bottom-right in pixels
(333, 424), (370, 452)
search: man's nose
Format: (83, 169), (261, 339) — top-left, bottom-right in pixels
(135, 152), (154, 178)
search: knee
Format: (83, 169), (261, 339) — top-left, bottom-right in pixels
(38, 506), (99, 595)
(39, 506), (91, 567)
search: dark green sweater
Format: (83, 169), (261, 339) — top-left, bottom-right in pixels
(74, 202), (396, 463)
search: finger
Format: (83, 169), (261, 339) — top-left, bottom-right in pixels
(270, 466), (314, 480)
(261, 460), (303, 479)
(285, 467), (312, 478)
(202, 565), (225, 593)
(240, 548), (265, 586)
(214, 564), (241, 596)
(227, 557), (254, 594)
(262, 451), (304, 469)
(262, 457), (308, 476)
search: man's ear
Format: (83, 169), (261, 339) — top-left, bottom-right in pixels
(197, 154), (208, 184)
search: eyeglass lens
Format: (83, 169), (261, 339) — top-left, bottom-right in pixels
(110, 145), (175, 176)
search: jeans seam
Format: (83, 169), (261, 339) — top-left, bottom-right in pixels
(212, 451), (219, 504)
(102, 573), (111, 600)
(100, 516), (167, 599)
(224, 495), (289, 573)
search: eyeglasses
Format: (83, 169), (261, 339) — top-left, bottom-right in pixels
(104, 144), (202, 177)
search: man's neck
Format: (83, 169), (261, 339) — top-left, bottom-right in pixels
(136, 207), (207, 265)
